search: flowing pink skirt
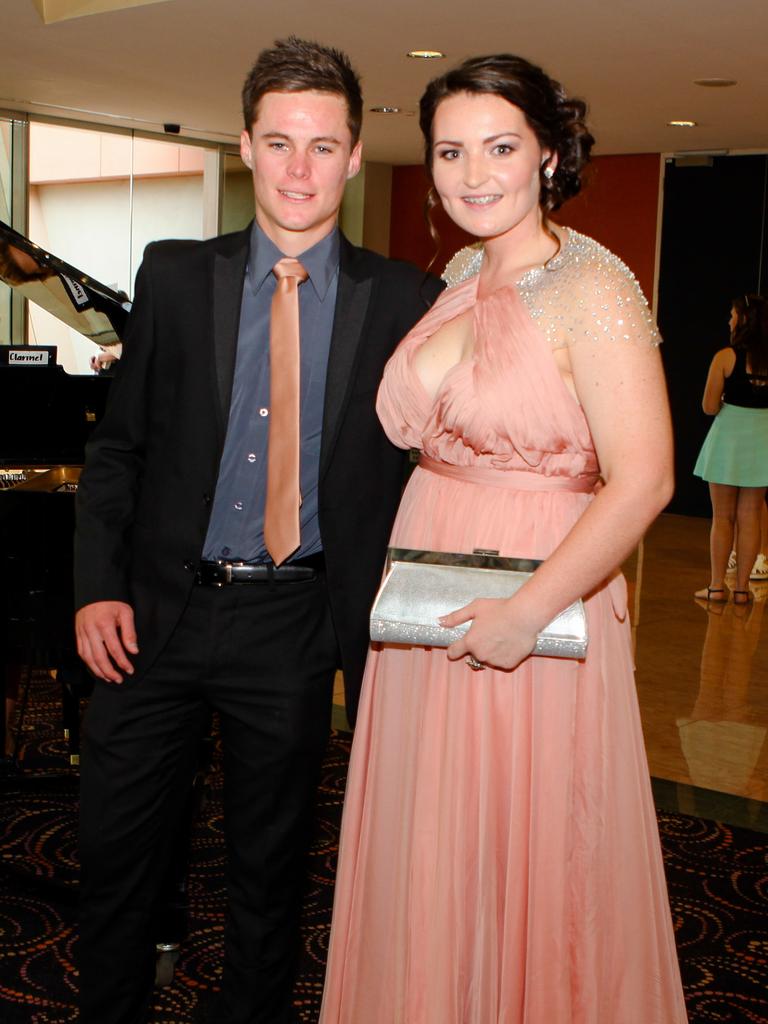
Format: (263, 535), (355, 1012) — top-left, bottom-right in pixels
(319, 466), (688, 1024)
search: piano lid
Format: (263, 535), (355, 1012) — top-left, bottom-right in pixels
(0, 220), (132, 346)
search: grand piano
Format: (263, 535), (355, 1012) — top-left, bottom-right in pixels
(0, 221), (195, 982)
(0, 221), (127, 761)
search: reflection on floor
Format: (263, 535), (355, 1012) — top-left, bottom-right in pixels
(332, 512), (768, 833)
(631, 513), (768, 833)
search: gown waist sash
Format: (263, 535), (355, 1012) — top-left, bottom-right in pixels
(418, 454), (599, 493)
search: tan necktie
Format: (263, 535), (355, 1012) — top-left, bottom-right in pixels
(264, 257), (308, 566)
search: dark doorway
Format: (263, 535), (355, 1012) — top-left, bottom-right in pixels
(657, 154), (768, 515)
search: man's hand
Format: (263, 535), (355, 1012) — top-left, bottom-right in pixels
(75, 601), (139, 683)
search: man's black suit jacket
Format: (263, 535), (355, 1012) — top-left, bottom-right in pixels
(74, 225), (444, 723)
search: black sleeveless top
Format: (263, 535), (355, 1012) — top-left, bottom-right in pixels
(723, 348), (768, 409)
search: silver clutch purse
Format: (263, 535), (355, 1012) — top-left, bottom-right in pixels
(370, 548), (588, 659)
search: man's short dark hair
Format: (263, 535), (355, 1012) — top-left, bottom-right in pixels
(242, 36), (363, 146)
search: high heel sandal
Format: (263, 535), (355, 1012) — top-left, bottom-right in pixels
(732, 589), (753, 605)
(693, 587), (726, 602)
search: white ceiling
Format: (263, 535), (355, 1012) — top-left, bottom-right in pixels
(2, 0), (767, 163)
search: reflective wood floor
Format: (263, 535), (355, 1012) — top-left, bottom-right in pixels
(333, 512), (768, 833)
(630, 513), (768, 832)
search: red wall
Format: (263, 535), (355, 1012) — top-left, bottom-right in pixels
(389, 165), (475, 276)
(389, 154), (661, 302)
(557, 154), (661, 302)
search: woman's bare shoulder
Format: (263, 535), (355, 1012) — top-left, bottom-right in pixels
(712, 347), (737, 374)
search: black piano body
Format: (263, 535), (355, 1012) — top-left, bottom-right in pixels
(1, 227), (200, 967)
(0, 219), (128, 759)
(0, 360), (201, 956)
(1, 360), (112, 760)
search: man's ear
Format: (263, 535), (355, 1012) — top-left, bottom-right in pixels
(347, 140), (363, 180)
(240, 129), (254, 170)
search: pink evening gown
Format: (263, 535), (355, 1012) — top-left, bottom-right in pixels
(319, 230), (688, 1024)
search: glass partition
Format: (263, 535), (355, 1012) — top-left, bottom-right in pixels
(130, 135), (221, 273)
(0, 117), (13, 344)
(26, 122), (220, 373)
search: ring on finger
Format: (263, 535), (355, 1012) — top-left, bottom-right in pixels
(465, 655), (485, 671)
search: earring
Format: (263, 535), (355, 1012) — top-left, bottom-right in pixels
(543, 165), (554, 180)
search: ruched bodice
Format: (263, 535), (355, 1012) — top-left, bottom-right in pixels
(378, 274), (599, 479)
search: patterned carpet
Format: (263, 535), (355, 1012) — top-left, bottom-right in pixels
(1, 678), (767, 1023)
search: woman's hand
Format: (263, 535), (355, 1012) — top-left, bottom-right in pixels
(441, 596), (539, 671)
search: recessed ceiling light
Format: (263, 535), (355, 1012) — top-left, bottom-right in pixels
(694, 78), (737, 88)
(370, 106), (401, 114)
(667, 120), (698, 128)
(407, 50), (445, 59)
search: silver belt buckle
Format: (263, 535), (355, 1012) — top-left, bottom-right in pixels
(213, 559), (233, 587)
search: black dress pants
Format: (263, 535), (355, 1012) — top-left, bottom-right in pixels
(78, 572), (338, 1024)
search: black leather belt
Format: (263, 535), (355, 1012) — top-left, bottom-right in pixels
(194, 553), (325, 586)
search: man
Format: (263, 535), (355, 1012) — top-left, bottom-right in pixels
(74, 36), (443, 1024)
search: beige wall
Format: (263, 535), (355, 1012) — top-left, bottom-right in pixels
(362, 163), (391, 257)
(339, 162), (392, 256)
(30, 123), (206, 184)
(221, 161), (255, 235)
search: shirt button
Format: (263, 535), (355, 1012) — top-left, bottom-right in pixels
(259, 408), (269, 417)
(233, 501), (243, 511)
(247, 453), (257, 463)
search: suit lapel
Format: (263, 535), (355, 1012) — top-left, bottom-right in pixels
(212, 226), (250, 436)
(320, 236), (373, 477)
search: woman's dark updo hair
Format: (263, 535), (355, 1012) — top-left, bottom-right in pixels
(419, 53), (594, 217)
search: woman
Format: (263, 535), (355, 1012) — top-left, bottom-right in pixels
(694, 294), (768, 604)
(320, 54), (687, 1023)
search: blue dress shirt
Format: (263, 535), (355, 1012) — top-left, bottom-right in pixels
(203, 221), (339, 562)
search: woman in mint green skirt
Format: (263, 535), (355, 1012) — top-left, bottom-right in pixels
(694, 294), (768, 603)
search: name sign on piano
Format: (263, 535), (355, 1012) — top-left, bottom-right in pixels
(1, 346), (57, 367)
